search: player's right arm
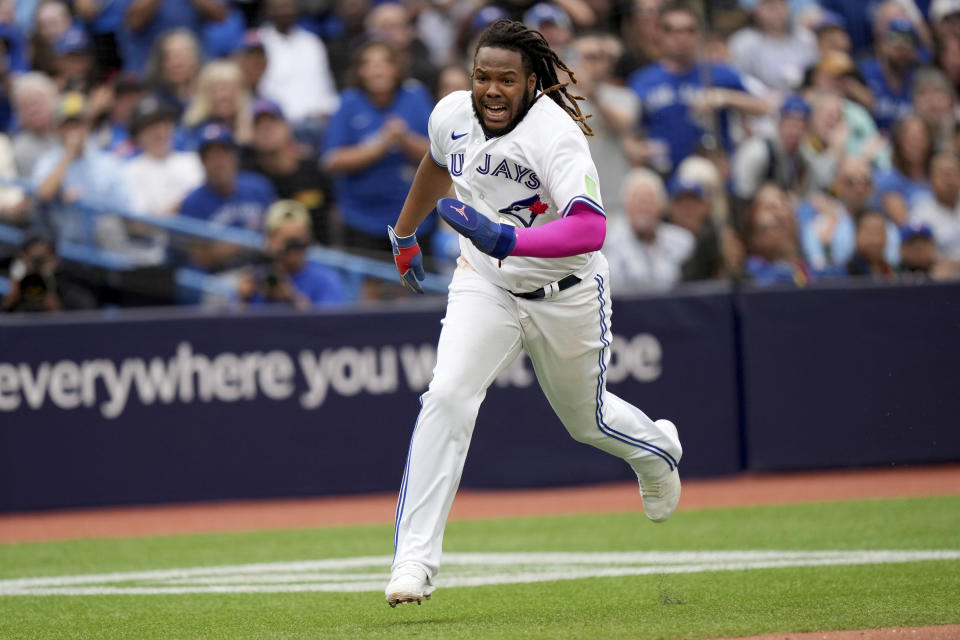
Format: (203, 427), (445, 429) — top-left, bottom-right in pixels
(392, 153), (452, 237)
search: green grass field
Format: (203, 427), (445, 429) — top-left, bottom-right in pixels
(1, 496), (959, 640)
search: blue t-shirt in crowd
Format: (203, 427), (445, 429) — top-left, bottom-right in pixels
(628, 62), (749, 173)
(248, 262), (349, 307)
(0, 24), (28, 73)
(858, 59), (915, 132)
(84, 0), (125, 34)
(290, 262), (348, 306)
(180, 172), (276, 231)
(116, 0), (225, 73)
(873, 167), (931, 209)
(323, 83), (435, 236)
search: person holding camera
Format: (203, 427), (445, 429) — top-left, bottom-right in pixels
(236, 199), (348, 309)
(2, 233), (97, 312)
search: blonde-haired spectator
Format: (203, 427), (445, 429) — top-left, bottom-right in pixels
(183, 59), (254, 148)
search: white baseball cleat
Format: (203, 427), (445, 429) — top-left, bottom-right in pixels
(634, 419), (682, 523)
(385, 562), (435, 608)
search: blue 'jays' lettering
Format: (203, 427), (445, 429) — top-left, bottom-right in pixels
(449, 153), (464, 177)
(474, 154), (540, 188)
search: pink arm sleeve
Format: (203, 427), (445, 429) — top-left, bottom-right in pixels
(510, 201), (606, 258)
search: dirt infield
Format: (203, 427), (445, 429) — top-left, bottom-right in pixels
(1, 464), (959, 543)
(712, 625), (960, 639)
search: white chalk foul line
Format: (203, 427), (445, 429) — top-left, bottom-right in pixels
(1, 550), (958, 596)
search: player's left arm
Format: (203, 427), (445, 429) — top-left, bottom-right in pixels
(437, 125), (606, 260)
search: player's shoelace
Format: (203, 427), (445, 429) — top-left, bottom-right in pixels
(640, 483), (664, 497)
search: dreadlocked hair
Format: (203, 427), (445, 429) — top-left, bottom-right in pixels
(475, 19), (594, 136)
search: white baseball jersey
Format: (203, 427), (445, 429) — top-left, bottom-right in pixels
(429, 90), (604, 293)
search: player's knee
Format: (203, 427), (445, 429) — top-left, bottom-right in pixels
(422, 383), (482, 424)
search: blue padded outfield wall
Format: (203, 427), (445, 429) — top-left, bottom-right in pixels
(0, 281), (957, 512)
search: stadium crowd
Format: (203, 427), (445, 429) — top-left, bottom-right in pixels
(1, 0), (959, 312)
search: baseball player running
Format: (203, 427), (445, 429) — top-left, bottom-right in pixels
(385, 19), (683, 607)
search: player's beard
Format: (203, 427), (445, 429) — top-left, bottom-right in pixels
(473, 87), (535, 139)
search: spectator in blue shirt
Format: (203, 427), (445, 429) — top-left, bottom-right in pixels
(237, 199), (349, 309)
(118, 0), (228, 74)
(181, 123), (275, 231)
(322, 40), (434, 261)
(859, 19), (921, 132)
(626, 2), (769, 175)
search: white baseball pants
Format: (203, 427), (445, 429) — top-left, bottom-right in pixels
(392, 255), (681, 577)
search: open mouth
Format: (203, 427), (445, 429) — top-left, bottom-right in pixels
(483, 104), (509, 124)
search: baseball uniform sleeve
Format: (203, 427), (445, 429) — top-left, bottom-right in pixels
(428, 91), (468, 168)
(538, 119), (605, 218)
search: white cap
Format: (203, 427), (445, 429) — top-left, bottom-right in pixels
(930, 0), (960, 23)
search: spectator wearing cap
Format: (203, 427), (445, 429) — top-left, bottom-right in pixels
(898, 221), (940, 279)
(234, 29), (268, 99)
(911, 150), (960, 260)
(180, 123), (275, 233)
(873, 115), (933, 226)
(817, 0), (925, 57)
(11, 72), (59, 178)
(237, 199), (349, 309)
(123, 94), (203, 218)
(743, 182), (812, 286)
(845, 209), (897, 281)
(322, 39), (433, 295)
(732, 95), (812, 206)
(603, 168), (694, 291)
(182, 59), (254, 150)
(241, 98), (337, 246)
(806, 48), (875, 113)
(728, 0), (817, 95)
(812, 10), (851, 58)
(28, 0), (72, 77)
(257, 0), (339, 130)
(627, 2), (769, 176)
(52, 26), (97, 93)
(797, 156), (900, 275)
(31, 91), (135, 253)
(365, 3), (438, 93)
(523, 3), (575, 56)
(117, 0), (227, 75)
(73, 0), (125, 75)
(930, 0), (960, 39)
(665, 176), (723, 280)
(143, 28), (202, 117)
(858, 18), (921, 132)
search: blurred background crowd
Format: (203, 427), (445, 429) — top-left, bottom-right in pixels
(1, 0), (959, 313)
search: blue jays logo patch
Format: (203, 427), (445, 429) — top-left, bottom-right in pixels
(498, 195), (548, 227)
